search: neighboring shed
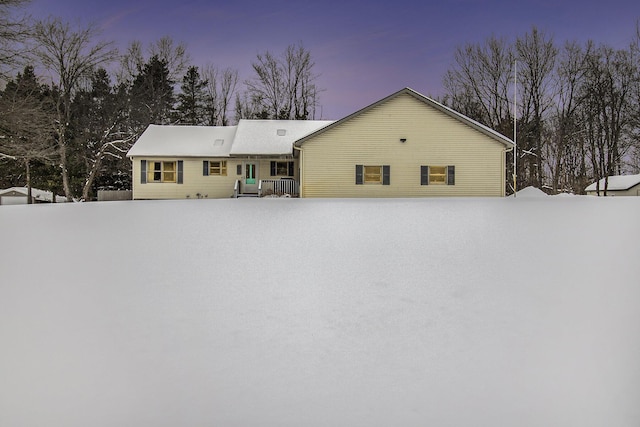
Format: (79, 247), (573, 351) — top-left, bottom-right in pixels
(0, 187), (67, 205)
(585, 174), (640, 196)
(294, 88), (514, 198)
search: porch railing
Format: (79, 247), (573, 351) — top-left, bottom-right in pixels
(233, 179), (239, 198)
(258, 179), (299, 197)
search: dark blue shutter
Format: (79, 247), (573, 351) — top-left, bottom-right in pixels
(203, 161), (209, 176)
(382, 165), (390, 185)
(421, 166), (429, 185)
(177, 161), (184, 184)
(140, 160), (147, 184)
(447, 165), (455, 185)
(270, 161), (276, 176)
(355, 165), (363, 185)
(288, 161), (294, 177)
(237, 164), (242, 175)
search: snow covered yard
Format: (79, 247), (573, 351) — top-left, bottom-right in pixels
(1, 195), (639, 426)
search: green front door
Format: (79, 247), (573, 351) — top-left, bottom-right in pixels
(246, 163), (256, 184)
(244, 162), (258, 193)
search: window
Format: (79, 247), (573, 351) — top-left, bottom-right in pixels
(364, 166), (382, 184)
(141, 160), (182, 184)
(210, 161), (227, 176)
(149, 161), (176, 182)
(421, 165), (455, 185)
(203, 160), (227, 176)
(429, 166), (446, 184)
(356, 165), (390, 185)
(270, 161), (294, 177)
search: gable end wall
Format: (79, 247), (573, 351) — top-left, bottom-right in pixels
(300, 93), (507, 198)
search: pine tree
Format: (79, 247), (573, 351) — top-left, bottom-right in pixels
(175, 66), (208, 125)
(129, 55), (175, 127)
(0, 65), (57, 202)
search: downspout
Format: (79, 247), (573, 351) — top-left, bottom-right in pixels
(503, 146), (514, 197)
(293, 145), (304, 198)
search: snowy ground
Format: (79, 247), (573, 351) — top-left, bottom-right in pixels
(1, 194), (639, 426)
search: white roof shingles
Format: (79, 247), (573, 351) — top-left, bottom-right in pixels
(585, 174), (640, 192)
(230, 120), (334, 156)
(126, 124), (237, 158)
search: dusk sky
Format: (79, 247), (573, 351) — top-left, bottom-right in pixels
(23, 0), (640, 119)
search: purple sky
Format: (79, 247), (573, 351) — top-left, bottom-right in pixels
(24, 0), (639, 119)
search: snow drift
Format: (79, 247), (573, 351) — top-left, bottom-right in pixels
(1, 197), (639, 426)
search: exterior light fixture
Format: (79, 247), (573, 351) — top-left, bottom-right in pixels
(400, 138), (407, 143)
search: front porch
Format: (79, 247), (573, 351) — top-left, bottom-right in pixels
(233, 179), (300, 198)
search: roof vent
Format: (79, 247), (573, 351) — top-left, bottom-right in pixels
(277, 129), (286, 136)
(213, 139), (224, 146)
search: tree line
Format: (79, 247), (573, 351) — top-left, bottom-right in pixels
(0, 0), (320, 201)
(443, 25), (640, 195)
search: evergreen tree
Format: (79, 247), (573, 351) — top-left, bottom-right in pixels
(0, 65), (57, 202)
(71, 68), (132, 199)
(175, 66), (208, 125)
(129, 55), (175, 127)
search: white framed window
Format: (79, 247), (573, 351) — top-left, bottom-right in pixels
(270, 161), (294, 177)
(210, 161), (227, 176)
(421, 165), (455, 185)
(149, 161), (176, 183)
(355, 165), (390, 185)
(203, 160), (228, 176)
(364, 165), (382, 184)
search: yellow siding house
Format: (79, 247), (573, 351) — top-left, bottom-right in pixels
(295, 88), (514, 198)
(127, 88), (513, 200)
(127, 120), (332, 199)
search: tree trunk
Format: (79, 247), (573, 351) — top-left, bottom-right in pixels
(82, 155), (103, 201)
(25, 159), (32, 204)
(58, 138), (73, 201)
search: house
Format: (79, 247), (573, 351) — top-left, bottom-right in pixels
(127, 120), (332, 199)
(295, 88), (513, 197)
(0, 187), (67, 205)
(127, 88), (514, 199)
(585, 174), (640, 196)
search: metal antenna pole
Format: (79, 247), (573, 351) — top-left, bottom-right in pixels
(513, 60), (517, 196)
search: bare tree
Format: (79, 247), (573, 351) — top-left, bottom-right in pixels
(0, 0), (31, 81)
(118, 36), (190, 84)
(33, 17), (117, 200)
(202, 64), (238, 125)
(245, 43), (320, 120)
(580, 43), (637, 195)
(516, 27), (557, 187)
(443, 36), (514, 133)
(546, 42), (588, 193)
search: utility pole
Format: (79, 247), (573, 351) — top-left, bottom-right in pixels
(513, 60), (517, 196)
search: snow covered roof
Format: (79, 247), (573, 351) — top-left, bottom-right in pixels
(0, 187), (67, 203)
(127, 121), (334, 158)
(126, 124), (237, 158)
(585, 174), (640, 192)
(230, 119), (334, 156)
(295, 87), (515, 148)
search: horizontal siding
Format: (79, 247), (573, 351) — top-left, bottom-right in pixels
(132, 157), (241, 199)
(131, 157), (298, 199)
(301, 93), (507, 198)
